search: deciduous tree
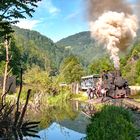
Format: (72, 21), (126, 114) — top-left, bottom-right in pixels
(88, 57), (114, 74)
(0, 0), (41, 36)
(60, 55), (84, 84)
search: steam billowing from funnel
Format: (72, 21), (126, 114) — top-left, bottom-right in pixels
(88, 0), (133, 20)
(88, 0), (139, 69)
(89, 11), (138, 69)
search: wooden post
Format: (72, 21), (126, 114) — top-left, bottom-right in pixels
(18, 89), (31, 127)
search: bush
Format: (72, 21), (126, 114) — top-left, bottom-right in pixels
(86, 105), (138, 140)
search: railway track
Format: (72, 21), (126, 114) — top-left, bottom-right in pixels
(122, 98), (140, 111)
(88, 97), (140, 111)
(80, 97), (140, 119)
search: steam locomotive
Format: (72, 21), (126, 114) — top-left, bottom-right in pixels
(99, 70), (131, 99)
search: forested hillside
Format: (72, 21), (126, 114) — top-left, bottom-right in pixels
(57, 31), (107, 66)
(0, 26), (71, 79)
(13, 26), (69, 74)
(1, 26), (140, 85)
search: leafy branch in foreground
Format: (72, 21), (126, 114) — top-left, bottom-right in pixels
(0, 0), (41, 36)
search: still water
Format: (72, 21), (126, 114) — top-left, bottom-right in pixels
(25, 101), (92, 140)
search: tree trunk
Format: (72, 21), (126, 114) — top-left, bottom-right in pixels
(18, 89), (31, 127)
(1, 36), (10, 105)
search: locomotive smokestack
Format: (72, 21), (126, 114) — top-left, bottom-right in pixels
(87, 0), (139, 70)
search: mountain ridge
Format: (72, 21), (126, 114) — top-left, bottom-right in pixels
(57, 31), (106, 66)
(12, 26), (69, 73)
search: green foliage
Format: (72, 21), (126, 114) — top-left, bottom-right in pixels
(0, 0), (47, 81)
(57, 31), (106, 66)
(23, 66), (52, 93)
(120, 43), (140, 85)
(71, 92), (88, 101)
(136, 59), (140, 84)
(0, 0), (41, 36)
(13, 26), (69, 73)
(88, 57), (114, 74)
(20, 39), (51, 71)
(23, 66), (69, 97)
(86, 105), (138, 140)
(59, 55), (85, 83)
(0, 26), (69, 78)
(26, 100), (78, 129)
(9, 37), (22, 77)
(0, 36), (21, 77)
(48, 91), (72, 105)
(0, 61), (5, 75)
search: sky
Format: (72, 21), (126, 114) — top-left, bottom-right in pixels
(16, 0), (139, 42)
(16, 0), (87, 42)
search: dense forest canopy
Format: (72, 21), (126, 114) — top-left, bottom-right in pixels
(13, 26), (70, 74)
(0, 26), (70, 79)
(57, 31), (107, 66)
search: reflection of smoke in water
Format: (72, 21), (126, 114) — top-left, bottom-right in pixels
(89, 11), (138, 69)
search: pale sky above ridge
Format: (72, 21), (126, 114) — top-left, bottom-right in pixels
(16, 0), (139, 42)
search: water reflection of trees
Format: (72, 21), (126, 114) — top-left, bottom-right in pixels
(0, 95), (97, 140)
(0, 90), (40, 140)
(26, 100), (97, 131)
(70, 101), (97, 118)
(26, 101), (79, 129)
(81, 103), (97, 117)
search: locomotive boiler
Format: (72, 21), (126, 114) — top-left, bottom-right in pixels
(101, 70), (131, 98)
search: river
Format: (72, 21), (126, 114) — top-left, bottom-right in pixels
(24, 101), (92, 140)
